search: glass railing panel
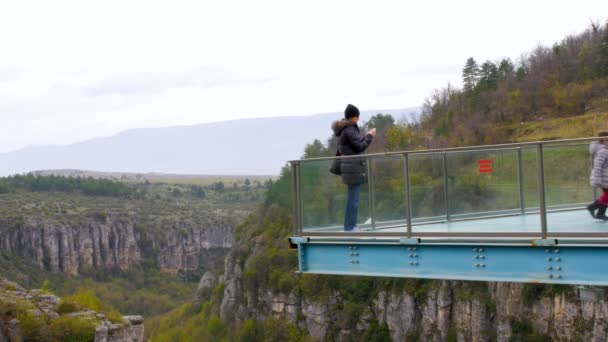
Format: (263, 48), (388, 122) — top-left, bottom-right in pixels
(405, 147), (540, 235)
(369, 155), (407, 230)
(408, 153), (447, 223)
(543, 143), (594, 233)
(299, 157), (371, 233)
(543, 143), (592, 207)
(446, 148), (521, 218)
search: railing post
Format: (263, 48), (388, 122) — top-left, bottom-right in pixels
(290, 161), (303, 236)
(443, 152), (450, 221)
(404, 153), (413, 238)
(536, 144), (548, 239)
(367, 156), (376, 230)
(592, 152), (597, 201)
(517, 148), (525, 214)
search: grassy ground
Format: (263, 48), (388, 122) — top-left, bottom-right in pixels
(505, 111), (608, 142)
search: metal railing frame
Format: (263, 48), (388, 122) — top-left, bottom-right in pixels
(290, 137), (600, 239)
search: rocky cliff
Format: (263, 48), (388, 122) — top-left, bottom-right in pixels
(210, 247), (608, 342)
(0, 213), (234, 276)
(0, 277), (144, 342)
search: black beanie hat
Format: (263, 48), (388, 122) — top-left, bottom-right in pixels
(344, 104), (360, 119)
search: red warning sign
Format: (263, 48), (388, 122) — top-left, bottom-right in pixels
(478, 159), (493, 173)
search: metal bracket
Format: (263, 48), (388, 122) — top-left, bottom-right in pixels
(399, 238), (421, 245)
(531, 239), (558, 247)
(289, 237), (309, 249)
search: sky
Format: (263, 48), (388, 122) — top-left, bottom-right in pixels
(1, 0), (607, 153)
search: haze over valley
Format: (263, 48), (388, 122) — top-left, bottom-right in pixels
(0, 108), (416, 176)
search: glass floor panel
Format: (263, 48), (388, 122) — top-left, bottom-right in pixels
(304, 209), (608, 234)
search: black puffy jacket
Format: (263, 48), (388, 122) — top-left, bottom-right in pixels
(331, 119), (373, 185)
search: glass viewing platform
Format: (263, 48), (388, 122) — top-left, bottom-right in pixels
(289, 137), (606, 239)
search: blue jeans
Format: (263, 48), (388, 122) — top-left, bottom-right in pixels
(344, 184), (360, 231)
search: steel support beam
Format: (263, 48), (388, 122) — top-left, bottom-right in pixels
(291, 239), (608, 285)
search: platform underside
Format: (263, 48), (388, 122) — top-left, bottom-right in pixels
(293, 241), (608, 285)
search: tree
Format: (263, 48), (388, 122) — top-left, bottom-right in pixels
(362, 114), (396, 153)
(212, 181), (225, 193)
(462, 57), (479, 91)
(190, 185), (206, 199)
(386, 125), (414, 151)
(244, 178), (251, 191)
(302, 139), (329, 159)
(478, 60), (499, 89)
(362, 113), (395, 132)
(498, 58), (515, 80)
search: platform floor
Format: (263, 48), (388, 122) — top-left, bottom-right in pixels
(391, 209), (607, 233)
(305, 209), (608, 234)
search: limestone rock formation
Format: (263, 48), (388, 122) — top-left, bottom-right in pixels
(0, 214), (234, 275)
(0, 277), (144, 342)
(208, 247), (608, 341)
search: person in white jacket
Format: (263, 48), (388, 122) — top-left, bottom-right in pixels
(588, 131), (608, 220)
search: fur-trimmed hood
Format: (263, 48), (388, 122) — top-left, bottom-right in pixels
(331, 119), (358, 136)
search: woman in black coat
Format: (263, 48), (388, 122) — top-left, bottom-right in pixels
(331, 104), (376, 231)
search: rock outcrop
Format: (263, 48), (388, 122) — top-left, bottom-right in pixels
(95, 316), (145, 342)
(157, 225), (233, 274)
(0, 277), (144, 342)
(0, 213), (234, 275)
(213, 247), (608, 342)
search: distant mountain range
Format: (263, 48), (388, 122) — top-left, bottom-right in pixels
(0, 108), (418, 176)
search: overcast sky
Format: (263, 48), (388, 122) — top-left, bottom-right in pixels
(1, 1), (607, 153)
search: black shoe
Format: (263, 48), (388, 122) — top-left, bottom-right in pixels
(588, 201), (601, 218)
(595, 204), (608, 220)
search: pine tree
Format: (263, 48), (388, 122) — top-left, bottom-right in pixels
(303, 139), (328, 158)
(462, 57), (479, 91)
(479, 61), (499, 89)
(498, 58), (514, 80)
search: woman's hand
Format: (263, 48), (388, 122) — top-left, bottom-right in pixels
(367, 128), (377, 137)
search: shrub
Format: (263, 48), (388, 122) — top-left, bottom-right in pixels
(206, 314), (227, 340)
(364, 320), (392, 342)
(56, 300), (79, 314)
(107, 308), (126, 324)
(49, 316), (96, 342)
(64, 289), (101, 311)
(17, 311), (48, 342)
(236, 319), (263, 342)
(41, 280), (52, 294)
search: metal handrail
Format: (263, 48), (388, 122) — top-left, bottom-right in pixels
(289, 136), (599, 163)
(290, 137), (598, 238)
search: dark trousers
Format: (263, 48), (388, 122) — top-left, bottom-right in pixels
(344, 184), (360, 231)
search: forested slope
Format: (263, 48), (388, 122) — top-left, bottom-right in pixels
(398, 21), (608, 149)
